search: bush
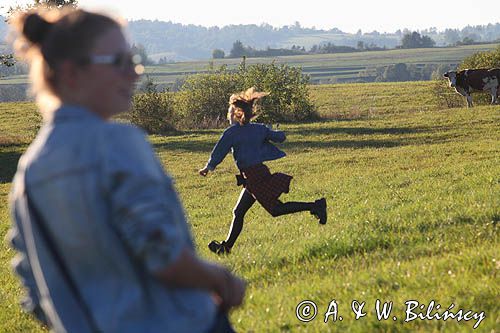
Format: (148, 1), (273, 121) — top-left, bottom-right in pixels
(212, 49), (225, 59)
(130, 78), (176, 134)
(130, 61), (317, 131)
(175, 71), (240, 128)
(175, 60), (317, 128)
(459, 45), (500, 69)
(239, 63), (317, 123)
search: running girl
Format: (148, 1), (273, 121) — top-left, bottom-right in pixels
(199, 87), (327, 254)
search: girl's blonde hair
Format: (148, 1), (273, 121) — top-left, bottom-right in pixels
(228, 87), (269, 125)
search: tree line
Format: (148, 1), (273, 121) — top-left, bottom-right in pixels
(215, 32), (435, 60)
(118, 22), (500, 61)
(2, 11), (500, 61)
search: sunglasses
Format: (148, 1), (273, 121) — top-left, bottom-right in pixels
(83, 53), (144, 74)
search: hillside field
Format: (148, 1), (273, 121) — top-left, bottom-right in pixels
(0, 81), (499, 332)
(145, 43), (499, 85)
(1, 44), (498, 98)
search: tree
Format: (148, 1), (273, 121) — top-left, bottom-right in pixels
(457, 37), (475, 45)
(212, 49), (225, 59)
(292, 21), (301, 31)
(2, 0), (78, 68)
(0, 54), (14, 67)
(33, 0), (78, 8)
(6, 0), (77, 15)
(400, 31), (435, 48)
(444, 28), (460, 45)
(131, 44), (154, 65)
(421, 35), (435, 47)
(229, 40), (246, 58)
(382, 63), (410, 81)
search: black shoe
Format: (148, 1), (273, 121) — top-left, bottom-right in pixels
(311, 198), (327, 224)
(208, 240), (231, 255)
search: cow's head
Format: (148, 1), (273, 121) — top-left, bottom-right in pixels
(443, 71), (457, 87)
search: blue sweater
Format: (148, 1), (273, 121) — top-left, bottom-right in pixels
(206, 123), (287, 171)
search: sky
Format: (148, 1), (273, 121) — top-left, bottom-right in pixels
(2, 0), (499, 33)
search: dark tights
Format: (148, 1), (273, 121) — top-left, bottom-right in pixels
(224, 189), (316, 248)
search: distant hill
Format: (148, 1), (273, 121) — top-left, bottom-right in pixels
(1, 16), (500, 61)
(0, 16), (9, 52)
(126, 21), (405, 61)
(126, 21), (500, 61)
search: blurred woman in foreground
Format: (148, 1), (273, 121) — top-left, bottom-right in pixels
(7, 8), (244, 332)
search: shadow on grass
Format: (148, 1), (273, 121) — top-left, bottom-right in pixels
(283, 130), (457, 151)
(153, 123), (458, 153)
(152, 136), (411, 153)
(153, 135), (410, 154)
(0, 149), (23, 184)
(152, 139), (216, 153)
(152, 124), (454, 153)
(284, 139), (404, 151)
(285, 125), (428, 137)
(151, 129), (223, 137)
(179, 129), (224, 136)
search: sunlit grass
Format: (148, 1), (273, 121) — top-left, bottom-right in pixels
(0, 82), (498, 332)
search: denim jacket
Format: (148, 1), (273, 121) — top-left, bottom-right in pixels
(8, 105), (216, 333)
(206, 123), (286, 171)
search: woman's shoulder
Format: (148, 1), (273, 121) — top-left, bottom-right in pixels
(101, 122), (147, 139)
(97, 122), (152, 154)
(98, 123), (161, 173)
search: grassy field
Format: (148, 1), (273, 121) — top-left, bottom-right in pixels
(1, 44), (498, 92)
(143, 44), (498, 85)
(0, 81), (499, 332)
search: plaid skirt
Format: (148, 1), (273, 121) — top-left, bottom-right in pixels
(238, 164), (292, 214)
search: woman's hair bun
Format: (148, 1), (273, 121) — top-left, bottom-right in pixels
(23, 13), (53, 44)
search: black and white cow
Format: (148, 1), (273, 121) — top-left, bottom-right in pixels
(443, 68), (500, 107)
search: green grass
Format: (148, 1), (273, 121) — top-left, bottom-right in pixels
(0, 81), (499, 332)
(0, 75), (29, 85)
(309, 81), (440, 118)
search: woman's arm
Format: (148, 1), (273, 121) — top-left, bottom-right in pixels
(103, 125), (245, 309)
(153, 248), (245, 310)
(7, 219), (48, 325)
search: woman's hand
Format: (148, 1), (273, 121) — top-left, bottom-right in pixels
(154, 249), (246, 310)
(211, 267), (246, 310)
(199, 167), (209, 177)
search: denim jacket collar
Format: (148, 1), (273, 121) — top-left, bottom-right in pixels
(52, 105), (103, 124)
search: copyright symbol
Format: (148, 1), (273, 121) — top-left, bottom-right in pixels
(296, 300), (317, 322)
